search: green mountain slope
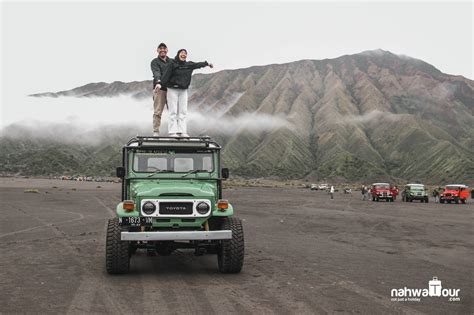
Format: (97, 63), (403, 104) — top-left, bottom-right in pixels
(6, 50), (474, 184)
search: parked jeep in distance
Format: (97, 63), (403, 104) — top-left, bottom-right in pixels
(402, 184), (429, 203)
(318, 183), (329, 190)
(439, 184), (469, 204)
(106, 136), (244, 274)
(370, 183), (394, 202)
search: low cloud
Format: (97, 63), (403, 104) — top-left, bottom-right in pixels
(1, 95), (292, 143)
(188, 111), (291, 135)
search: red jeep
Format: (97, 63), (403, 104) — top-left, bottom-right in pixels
(370, 183), (394, 202)
(440, 184), (469, 204)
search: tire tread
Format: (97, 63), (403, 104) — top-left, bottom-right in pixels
(106, 218), (130, 274)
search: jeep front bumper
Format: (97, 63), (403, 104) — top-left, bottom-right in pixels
(121, 230), (232, 241)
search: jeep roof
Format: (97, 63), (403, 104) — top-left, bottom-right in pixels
(126, 135), (221, 149)
(445, 184), (468, 189)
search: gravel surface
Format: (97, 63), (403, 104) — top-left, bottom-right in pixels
(0, 178), (472, 314)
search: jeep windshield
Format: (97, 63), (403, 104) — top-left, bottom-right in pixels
(132, 149), (214, 174)
(445, 185), (463, 190)
(374, 184), (390, 189)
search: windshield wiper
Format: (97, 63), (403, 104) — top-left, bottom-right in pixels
(181, 169), (203, 178)
(147, 169), (174, 177)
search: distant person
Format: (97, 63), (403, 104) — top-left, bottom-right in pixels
(150, 42), (170, 136)
(471, 188), (474, 199)
(361, 186), (367, 200)
(433, 188), (439, 203)
(161, 49), (213, 137)
(330, 185), (335, 200)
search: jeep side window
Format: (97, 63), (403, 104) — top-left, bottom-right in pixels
(202, 156), (212, 171)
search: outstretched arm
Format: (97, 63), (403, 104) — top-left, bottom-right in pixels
(189, 61), (213, 69)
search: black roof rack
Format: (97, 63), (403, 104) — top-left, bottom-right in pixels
(125, 135), (221, 149)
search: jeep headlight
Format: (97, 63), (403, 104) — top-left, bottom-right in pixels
(142, 201), (156, 215)
(196, 202), (210, 214)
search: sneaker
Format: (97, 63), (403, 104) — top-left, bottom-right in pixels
(180, 133), (190, 137)
(169, 133), (178, 137)
(153, 132), (159, 136)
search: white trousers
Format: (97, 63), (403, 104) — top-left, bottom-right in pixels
(167, 87), (188, 135)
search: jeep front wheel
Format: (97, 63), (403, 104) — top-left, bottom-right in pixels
(218, 217), (244, 273)
(106, 218), (130, 274)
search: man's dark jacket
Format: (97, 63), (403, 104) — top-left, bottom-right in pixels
(150, 56), (169, 89)
(161, 59), (208, 89)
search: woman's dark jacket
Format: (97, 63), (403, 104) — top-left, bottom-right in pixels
(161, 59), (208, 89)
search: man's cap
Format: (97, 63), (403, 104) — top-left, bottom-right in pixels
(158, 43), (167, 49)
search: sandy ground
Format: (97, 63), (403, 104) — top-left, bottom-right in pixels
(0, 177), (472, 314)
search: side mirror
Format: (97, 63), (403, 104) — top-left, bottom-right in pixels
(116, 167), (125, 178)
(221, 168), (229, 179)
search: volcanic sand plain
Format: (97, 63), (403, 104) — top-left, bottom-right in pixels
(0, 178), (472, 314)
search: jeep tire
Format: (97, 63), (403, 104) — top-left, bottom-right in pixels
(218, 217), (244, 273)
(106, 218), (130, 274)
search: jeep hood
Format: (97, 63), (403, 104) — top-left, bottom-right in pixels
(130, 180), (216, 198)
(442, 189), (459, 195)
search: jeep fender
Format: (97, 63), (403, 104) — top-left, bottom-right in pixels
(213, 203), (234, 217)
(115, 202), (139, 217)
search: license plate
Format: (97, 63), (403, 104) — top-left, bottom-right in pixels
(119, 217), (153, 227)
(159, 202), (193, 215)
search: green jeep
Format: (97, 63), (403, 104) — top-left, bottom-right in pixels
(106, 136), (244, 274)
(402, 183), (429, 203)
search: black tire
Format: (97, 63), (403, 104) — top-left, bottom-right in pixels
(440, 199), (445, 204)
(218, 217), (244, 273)
(106, 218), (130, 274)
(425, 198), (429, 203)
(447, 200), (452, 204)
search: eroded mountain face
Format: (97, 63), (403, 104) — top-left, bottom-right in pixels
(18, 50), (474, 182)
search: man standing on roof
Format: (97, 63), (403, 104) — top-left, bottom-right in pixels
(150, 42), (170, 136)
(160, 48), (213, 137)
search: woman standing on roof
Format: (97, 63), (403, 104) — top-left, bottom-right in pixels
(160, 49), (213, 137)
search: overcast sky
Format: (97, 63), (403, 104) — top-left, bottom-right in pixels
(1, 0), (473, 127)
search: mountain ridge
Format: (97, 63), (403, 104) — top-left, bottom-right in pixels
(11, 49), (474, 183)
